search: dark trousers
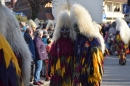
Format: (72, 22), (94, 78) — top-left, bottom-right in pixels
(30, 61), (35, 82)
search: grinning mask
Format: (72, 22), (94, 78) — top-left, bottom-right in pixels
(60, 26), (70, 38)
(74, 23), (80, 34)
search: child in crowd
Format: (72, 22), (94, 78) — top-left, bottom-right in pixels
(46, 38), (53, 78)
(46, 38), (52, 53)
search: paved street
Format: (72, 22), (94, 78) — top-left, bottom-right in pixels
(101, 55), (130, 86)
(30, 55), (130, 86)
(30, 78), (50, 86)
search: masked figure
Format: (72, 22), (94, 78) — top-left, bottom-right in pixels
(49, 10), (76, 86)
(114, 18), (130, 65)
(0, 1), (32, 86)
(70, 4), (105, 86)
(46, 20), (54, 38)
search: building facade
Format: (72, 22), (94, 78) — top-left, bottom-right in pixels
(104, 0), (127, 22)
(52, 0), (127, 23)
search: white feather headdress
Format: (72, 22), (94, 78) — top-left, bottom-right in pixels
(0, 3), (31, 86)
(52, 10), (76, 42)
(116, 18), (130, 44)
(70, 4), (105, 53)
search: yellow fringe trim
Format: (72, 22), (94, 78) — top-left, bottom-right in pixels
(89, 48), (103, 83)
(82, 57), (85, 65)
(61, 66), (65, 77)
(0, 34), (21, 76)
(62, 77), (72, 86)
(51, 65), (54, 75)
(67, 56), (71, 64)
(56, 58), (61, 71)
(88, 76), (101, 84)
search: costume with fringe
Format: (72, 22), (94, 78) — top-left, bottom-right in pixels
(73, 34), (104, 86)
(115, 18), (130, 65)
(49, 10), (75, 86)
(70, 4), (104, 86)
(0, 34), (22, 86)
(50, 37), (74, 86)
(0, 1), (32, 86)
(114, 31), (128, 65)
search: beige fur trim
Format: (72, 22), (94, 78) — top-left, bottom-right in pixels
(70, 4), (105, 53)
(28, 19), (37, 29)
(0, 4), (32, 86)
(116, 18), (130, 44)
(46, 20), (54, 29)
(52, 10), (76, 42)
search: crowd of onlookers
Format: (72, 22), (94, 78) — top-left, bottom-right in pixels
(19, 19), (130, 85)
(19, 20), (54, 85)
(100, 22), (117, 55)
(100, 21), (130, 56)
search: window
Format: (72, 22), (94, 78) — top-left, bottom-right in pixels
(107, 4), (112, 12)
(114, 6), (120, 12)
(113, 3), (120, 12)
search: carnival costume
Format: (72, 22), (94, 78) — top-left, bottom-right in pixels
(0, 1), (32, 86)
(46, 20), (54, 38)
(114, 18), (130, 65)
(49, 10), (76, 86)
(70, 4), (105, 86)
(0, 34), (21, 86)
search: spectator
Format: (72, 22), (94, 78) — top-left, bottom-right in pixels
(41, 23), (49, 78)
(20, 22), (26, 36)
(109, 21), (117, 35)
(28, 19), (37, 36)
(46, 38), (53, 77)
(33, 29), (48, 85)
(23, 28), (35, 82)
(46, 38), (52, 53)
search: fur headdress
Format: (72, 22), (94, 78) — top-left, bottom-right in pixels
(93, 21), (102, 31)
(34, 18), (40, 27)
(52, 10), (76, 42)
(28, 19), (37, 30)
(20, 22), (26, 26)
(116, 18), (130, 44)
(46, 20), (54, 29)
(70, 4), (105, 53)
(0, 2), (32, 86)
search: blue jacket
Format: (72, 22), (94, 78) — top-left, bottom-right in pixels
(24, 33), (36, 60)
